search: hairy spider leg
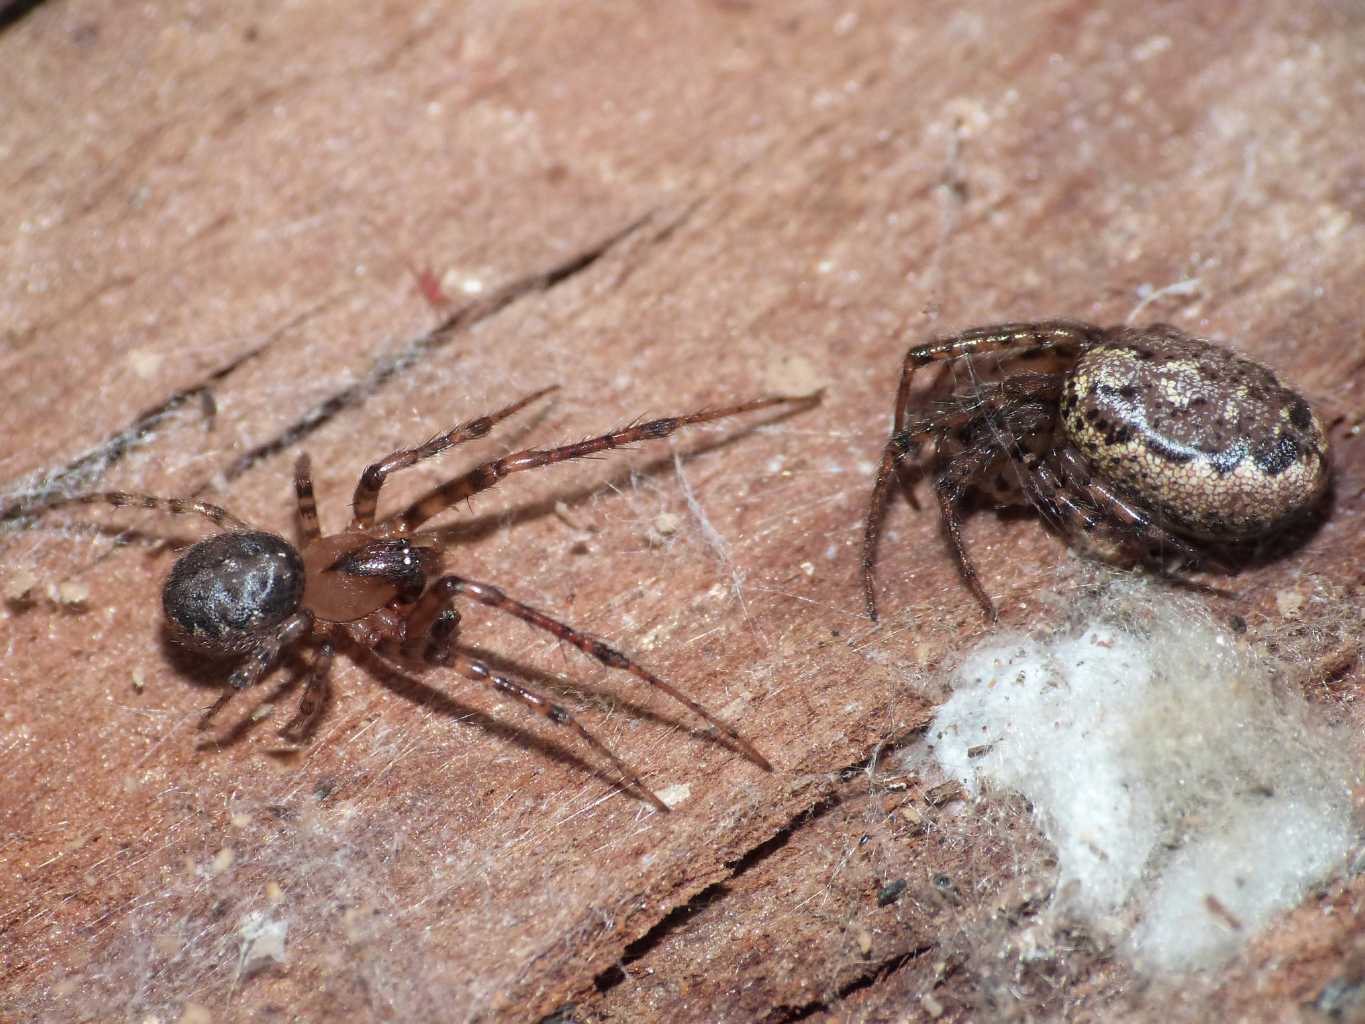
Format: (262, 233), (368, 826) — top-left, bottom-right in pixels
(444, 649), (671, 812)
(939, 398), (1070, 619)
(423, 603), (460, 665)
(931, 395), (1220, 622)
(931, 443), (1002, 618)
(861, 364), (1068, 620)
(294, 454), (322, 541)
(350, 387), (560, 530)
(896, 374), (1065, 449)
(904, 397), (1057, 619)
(863, 323), (1096, 621)
(863, 434), (916, 620)
(283, 632), (337, 739)
(394, 581), (459, 665)
(1009, 451), (1104, 535)
(373, 588), (663, 804)
(231, 611), (316, 689)
(1012, 450), (1233, 599)
(885, 360), (969, 518)
(427, 575), (773, 770)
(21, 491), (251, 533)
(1049, 447), (1215, 569)
(891, 321), (1098, 431)
(199, 610), (316, 726)
(387, 391), (822, 534)
(897, 391), (1219, 625)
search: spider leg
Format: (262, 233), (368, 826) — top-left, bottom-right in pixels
(423, 604), (460, 666)
(862, 376), (1064, 620)
(283, 632), (337, 739)
(865, 417), (980, 622)
(397, 583), (461, 665)
(17, 492), (251, 532)
(1051, 448), (1214, 568)
(891, 321), (1098, 432)
(1012, 453), (1105, 537)
(294, 454), (322, 541)
(445, 649), (670, 812)
(862, 324), (1084, 623)
(198, 610), (315, 728)
(198, 689), (237, 727)
(863, 431), (915, 620)
(426, 575), (772, 770)
(928, 399), (1059, 619)
(1016, 451), (1232, 603)
(933, 447), (1001, 620)
(889, 358), (963, 512)
(341, 600), (666, 808)
(350, 387), (559, 530)
(387, 391), (821, 534)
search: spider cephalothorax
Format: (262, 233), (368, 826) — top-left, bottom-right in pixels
(862, 321), (1330, 619)
(29, 387), (820, 810)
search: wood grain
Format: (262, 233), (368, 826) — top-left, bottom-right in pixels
(2, 2), (1361, 1021)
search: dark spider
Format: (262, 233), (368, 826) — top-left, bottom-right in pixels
(27, 387), (820, 811)
(862, 321), (1331, 620)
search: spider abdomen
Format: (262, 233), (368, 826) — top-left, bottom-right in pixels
(163, 531), (306, 654)
(1061, 330), (1330, 540)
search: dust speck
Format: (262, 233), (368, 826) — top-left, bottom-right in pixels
(54, 581), (90, 606)
(209, 847), (235, 876)
(656, 783), (691, 809)
(129, 348), (164, 379)
(4, 570), (38, 602)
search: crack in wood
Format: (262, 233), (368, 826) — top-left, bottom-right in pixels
(0, 292), (354, 517)
(218, 214), (653, 483)
(584, 797), (848, 1002)
(1, 338), (267, 520)
(759, 944), (937, 1024)
(1, 216), (653, 518)
(0, 0), (48, 33)
(584, 735), (933, 1010)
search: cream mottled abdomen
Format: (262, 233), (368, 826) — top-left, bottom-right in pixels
(1061, 337), (1330, 539)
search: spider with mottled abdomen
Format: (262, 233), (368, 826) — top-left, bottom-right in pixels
(21, 387), (821, 811)
(862, 321), (1331, 619)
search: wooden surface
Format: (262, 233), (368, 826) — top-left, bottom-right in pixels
(1, 2), (1362, 1022)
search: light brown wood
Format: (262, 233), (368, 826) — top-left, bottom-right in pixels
(2, 2), (1362, 1021)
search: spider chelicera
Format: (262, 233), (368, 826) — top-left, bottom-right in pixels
(862, 320), (1331, 620)
(28, 387), (820, 811)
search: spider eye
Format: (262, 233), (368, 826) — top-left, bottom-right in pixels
(162, 531), (305, 654)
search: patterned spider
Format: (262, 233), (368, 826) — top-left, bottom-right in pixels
(862, 321), (1330, 620)
(27, 387), (819, 811)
